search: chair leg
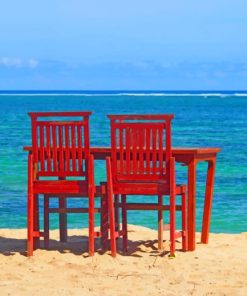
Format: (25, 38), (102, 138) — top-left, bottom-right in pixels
(88, 189), (95, 256)
(59, 196), (67, 243)
(181, 192), (188, 251)
(170, 193), (176, 257)
(106, 157), (117, 257)
(33, 194), (40, 250)
(27, 154), (34, 257)
(108, 187), (117, 257)
(158, 195), (163, 250)
(122, 195), (128, 253)
(27, 190), (34, 257)
(100, 184), (109, 251)
(44, 195), (50, 249)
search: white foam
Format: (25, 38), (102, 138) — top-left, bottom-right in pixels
(0, 92), (246, 97)
(233, 93), (247, 96)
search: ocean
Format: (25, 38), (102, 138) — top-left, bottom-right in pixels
(0, 91), (246, 233)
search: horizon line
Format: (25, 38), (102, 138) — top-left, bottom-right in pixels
(1, 89), (247, 92)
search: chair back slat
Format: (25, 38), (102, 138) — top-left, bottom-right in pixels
(145, 127), (151, 175)
(119, 128), (124, 174)
(29, 112), (91, 178)
(45, 123), (51, 172)
(125, 127), (131, 174)
(108, 114), (174, 182)
(65, 125), (70, 172)
(132, 127), (137, 174)
(139, 127), (144, 174)
(152, 127), (157, 174)
(51, 124), (58, 173)
(158, 126), (163, 173)
(39, 123), (45, 172)
(58, 125), (64, 173)
(71, 125), (76, 172)
(77, 123), (83, 174)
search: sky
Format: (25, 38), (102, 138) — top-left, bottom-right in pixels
(0, 0), (247, 90)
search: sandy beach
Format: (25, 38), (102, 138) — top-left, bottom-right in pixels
(0, 225), (246, 296)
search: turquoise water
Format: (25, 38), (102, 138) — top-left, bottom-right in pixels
(0, 91), (246, 233)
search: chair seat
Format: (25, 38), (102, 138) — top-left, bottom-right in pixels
(112, 181), (186, 195)
(33, 180), (90, 194)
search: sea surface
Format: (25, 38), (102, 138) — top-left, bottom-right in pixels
(0, 90), (246, 233)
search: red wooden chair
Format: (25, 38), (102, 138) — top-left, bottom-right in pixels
(27, 111), (97, 256)
(106, 114), (187, 257)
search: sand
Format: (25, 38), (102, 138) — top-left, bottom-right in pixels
(0, 225), (246, 296)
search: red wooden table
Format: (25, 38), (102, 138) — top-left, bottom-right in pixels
(24, 146), (221, 251)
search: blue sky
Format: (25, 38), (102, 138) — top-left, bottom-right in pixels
(0, 0), (246, 90)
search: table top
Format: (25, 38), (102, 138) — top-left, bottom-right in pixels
(89, 146), (221, 154)
(24, 146), (221, 153)
(90, 147), (221, 163)
(24, 146), (221, 163)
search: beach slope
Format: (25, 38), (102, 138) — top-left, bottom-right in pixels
(0, 225), (246, 295)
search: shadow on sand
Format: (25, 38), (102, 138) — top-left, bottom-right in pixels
(0, 234), (184, 258)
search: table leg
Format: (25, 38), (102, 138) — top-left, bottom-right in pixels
(187, 159), (197, 251)
(201, 158), (216, 244)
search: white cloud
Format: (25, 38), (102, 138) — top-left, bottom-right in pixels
(28, 58), (38, 68)
(0, 57), (39, 68)
(0, 57), (22, 67)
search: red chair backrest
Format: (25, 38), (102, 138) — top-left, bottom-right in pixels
(29, 112), (91, 178)
(108, 114), (174, 182)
